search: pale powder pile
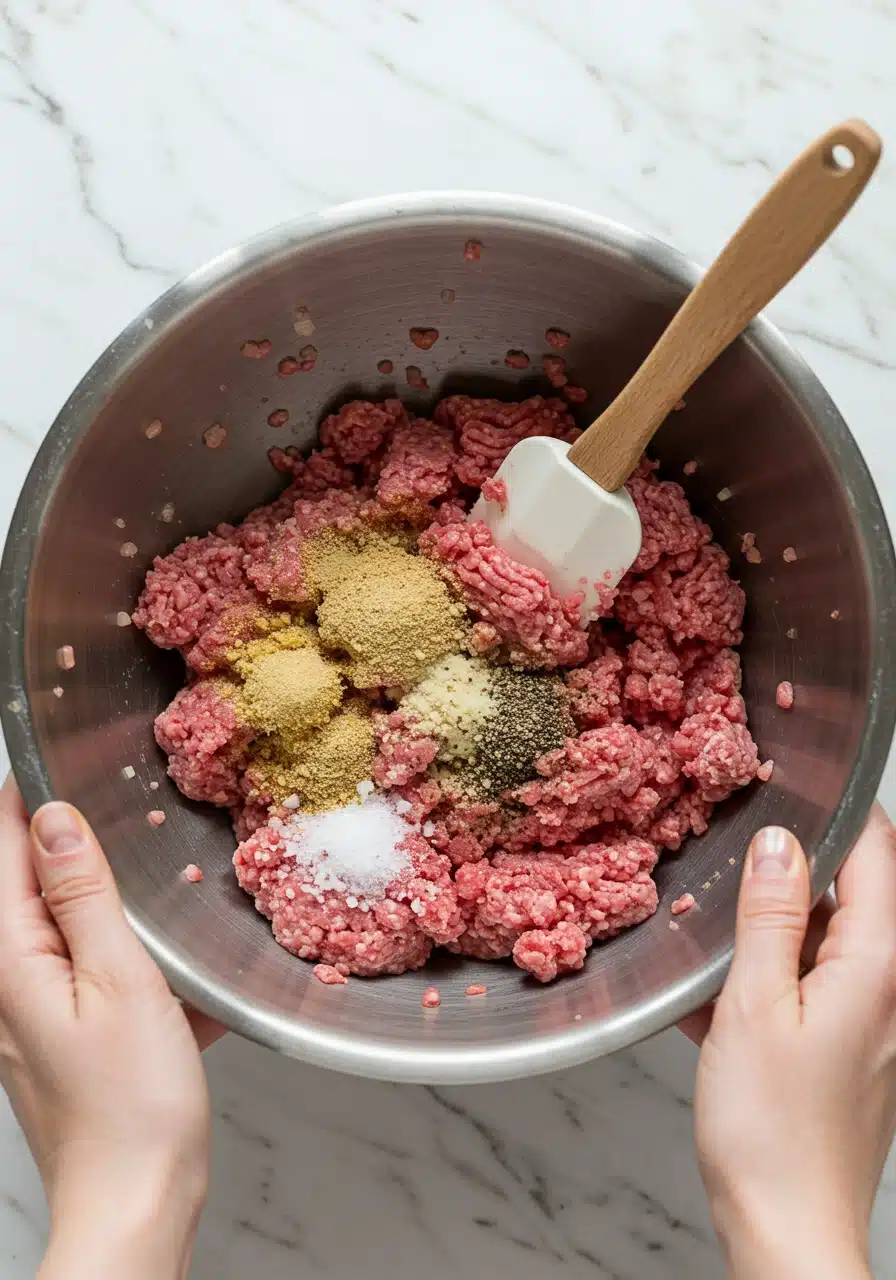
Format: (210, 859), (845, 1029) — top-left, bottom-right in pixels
(401, 654), (494, 764)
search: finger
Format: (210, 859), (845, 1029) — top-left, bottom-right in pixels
(0, 774), (39, 909)
(725, 826), (810, 1018)
(799, 888), (838, 976)
(183, 1004), (228, 1052)
(0, 777), (66, 992)
(30, 802), (155, 994)
(678, 1004), (714, 1047)
(832, 803), (896, 949)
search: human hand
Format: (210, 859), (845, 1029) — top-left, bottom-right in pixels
(0, 775), (224, 1280)
(683, 805), (896, 1280)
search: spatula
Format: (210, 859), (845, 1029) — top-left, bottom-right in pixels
(471, 119), (881, 622)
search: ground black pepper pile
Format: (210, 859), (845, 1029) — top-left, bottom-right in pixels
(472, 668), (574, 797)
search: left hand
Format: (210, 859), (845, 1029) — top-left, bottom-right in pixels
(0, 775), (223, 1279)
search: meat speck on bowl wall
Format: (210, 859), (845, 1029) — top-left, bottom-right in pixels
(1, 193), (893, 1082)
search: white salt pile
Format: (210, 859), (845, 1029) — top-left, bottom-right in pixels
(273, 797), (412, 905)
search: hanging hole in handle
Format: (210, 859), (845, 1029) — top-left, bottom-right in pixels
(824, 143), (856, 173)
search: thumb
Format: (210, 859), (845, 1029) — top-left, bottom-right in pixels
(727, 825), (810, 1018)
(31, 802), (152, 993)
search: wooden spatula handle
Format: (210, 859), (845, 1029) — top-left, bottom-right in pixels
(568, 119), (881, 492)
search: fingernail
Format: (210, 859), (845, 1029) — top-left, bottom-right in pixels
(33, 804), (84, 856)
(749, 826), (797, 879)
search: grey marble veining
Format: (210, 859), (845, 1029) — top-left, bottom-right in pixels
(1, 0), (895, 1275)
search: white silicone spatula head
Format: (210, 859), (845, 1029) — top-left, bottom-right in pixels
(471, 119), (881, 623)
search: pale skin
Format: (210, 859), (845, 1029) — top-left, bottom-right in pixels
(0, 774), (894, 1278)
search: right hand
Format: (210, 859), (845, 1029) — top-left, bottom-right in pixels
(683, 805), (896, 1280)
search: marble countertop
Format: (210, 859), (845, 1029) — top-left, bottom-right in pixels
(2, 1), (895, 1275)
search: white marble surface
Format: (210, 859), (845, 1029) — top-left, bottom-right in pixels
(2, 1), (896, 1275)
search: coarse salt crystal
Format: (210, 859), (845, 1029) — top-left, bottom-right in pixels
(144, 419), (162, 439)
(786, 627), (798, 640)
(282, 794), (301, 810)
(52, 686), (64, 698)
(356, 780), (375, 801)
(683, 460), (698, 475)
(422, 821), (435, 838)
(147, 809), (166, 826)
(757, 759), (775, 782)
(183, 864), (203, 883)
(160, 502), (176, 523)
(717, 487), (732, 502)
(120, 541), (138, 558)
(114, 517), (126, 528)
(122, 765), (136, 780)
(116, 611), (132, 627)
(782, 546), (798, 563)
(422, 987), (441, 1008)
(149, 780), (159, 790)
(669, 921), (680, 932)
(831, 609), (841, 620)
(56, 645), (75, 670)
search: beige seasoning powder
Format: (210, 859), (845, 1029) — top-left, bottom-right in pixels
(317, 547), (467, 688)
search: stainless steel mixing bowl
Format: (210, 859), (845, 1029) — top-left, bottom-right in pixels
(2, 193), (894, 1083)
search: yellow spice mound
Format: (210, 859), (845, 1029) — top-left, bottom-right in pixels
(227, 621), (316, 672)
(317, 546), (467, 689)
(249, 704), (376, 810)
(241, 647), (343, 736)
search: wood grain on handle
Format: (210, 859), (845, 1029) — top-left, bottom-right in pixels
(568, 119), (881, 492)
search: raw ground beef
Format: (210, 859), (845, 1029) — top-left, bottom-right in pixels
(133, 529), (256, 651)
(419, 517), (589, 669)
(136, 393), (760, 982)
(154, 680), (252, 806)
(233, 823), (462, 975)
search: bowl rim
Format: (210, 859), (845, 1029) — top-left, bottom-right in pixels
(3, 190), (895, 1083)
